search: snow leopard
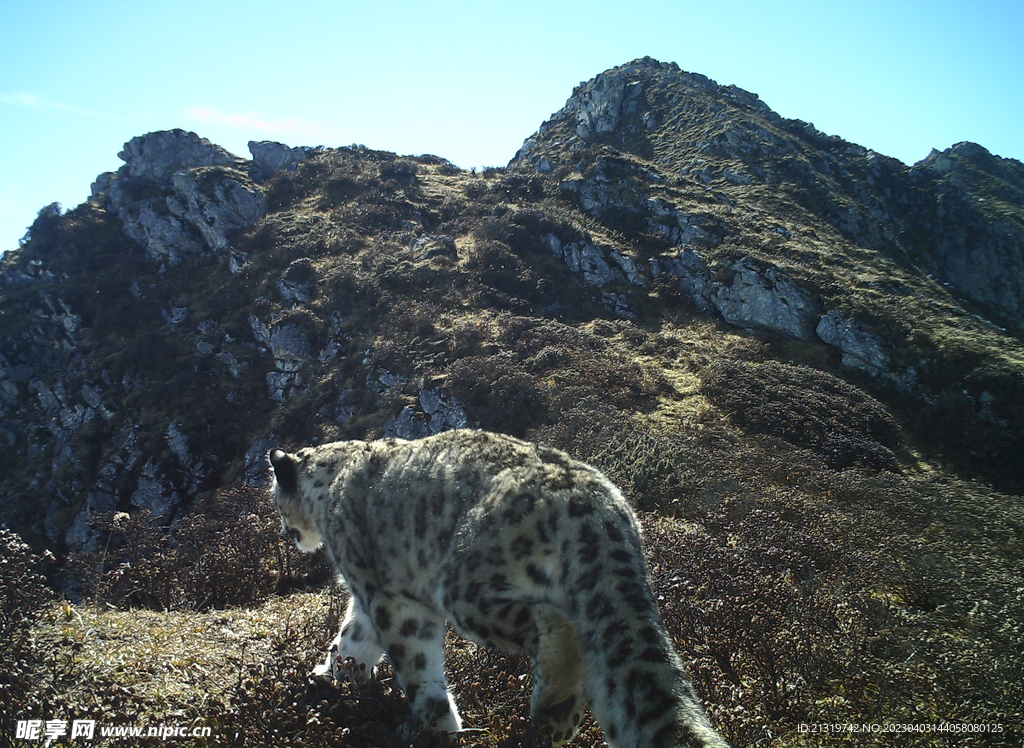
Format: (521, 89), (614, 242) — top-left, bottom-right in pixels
(268, 428), (728, 747)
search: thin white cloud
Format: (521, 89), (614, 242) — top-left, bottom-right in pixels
(0, 91), (44, 108)
(0, 91), (118, 120)
(0, 196), (27, 218)
(181, 105), (350, 143)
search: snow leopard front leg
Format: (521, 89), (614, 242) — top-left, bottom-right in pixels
(370, 592), (462, 736)
(313, 595), (385, 682)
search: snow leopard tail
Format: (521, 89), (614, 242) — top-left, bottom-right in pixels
(563, 496), (729, 748)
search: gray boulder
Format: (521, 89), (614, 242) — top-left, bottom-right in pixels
(269, 323), (313, 359)
(653, 251), (822, 339)
(119, 200), (203, 260)
(130, 459), (183, 523)
(816, 311), (918, 389)
(411, 234), (458, 260)
(385, 388), (472, 439)
(249, 140), (310, 183)
(815, 311), (890, 374)
(118, 129), (241, 182)
(653, 248), (715, 313)
(709, 258), (820, 340)
(573, 74), (644, 139)
(646, 199), (716, 247)
(265, 322), (313, 404)
(545, 234), (644, 288)
(277, 258), (318, 305)
(169, 170), (268, 253)
(418, 387), (470, 432)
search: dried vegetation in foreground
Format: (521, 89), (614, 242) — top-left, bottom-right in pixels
(3, 420), (1022, 748)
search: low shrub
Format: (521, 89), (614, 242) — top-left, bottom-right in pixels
(446, 353), (547, 437)
(378, 158), (419, 185)
(0, 529), (56, 730)
(64, 484), (332, 612)
(701, 358), (902, 471)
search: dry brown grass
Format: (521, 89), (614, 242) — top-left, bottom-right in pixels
(6, 438), (1021, 747)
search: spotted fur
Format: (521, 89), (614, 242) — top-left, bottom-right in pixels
(268, 429), (728, 747)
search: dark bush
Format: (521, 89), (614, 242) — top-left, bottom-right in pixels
(65, 484), (332, 611)
(20, 202), (63, 246)
(441, 315), (666, 439)
(1, 530), (55, 635)
(379, 158), (419, 185)
(593, 427), (696, 512)
(320, 175), (365, 207)
(701, 358), (902, 471)
(0, 530), (56, 732)
(462, 239), (547, 304)
(645, 507), (897, 746)
(446, 353), (546, 437)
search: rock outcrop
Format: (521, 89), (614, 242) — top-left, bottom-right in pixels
(815, 311), (917, 389)
(384, 387), (472, 440)
(708, 258), (820, 341)
(910, 143), (1024, 326)
(249, 140), (312, 183)
(117, 129), (240, 180)
(91, 129), (267, 266)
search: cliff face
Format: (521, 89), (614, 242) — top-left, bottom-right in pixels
(910, 142), (1024, 320)
(514, 58), (1024, 330)
(1, 58), (1022, 556)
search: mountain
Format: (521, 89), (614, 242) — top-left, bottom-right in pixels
(1, 58), (1022, 745)
(516, 58), (1024, 330)
(3, 57), (1021, 552)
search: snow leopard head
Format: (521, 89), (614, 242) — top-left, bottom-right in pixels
(269, 449), (324, 552)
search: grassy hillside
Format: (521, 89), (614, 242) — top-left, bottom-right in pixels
(2, 60), (1023, 746)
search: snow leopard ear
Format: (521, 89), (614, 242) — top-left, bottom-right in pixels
(270, 449), (299, 495)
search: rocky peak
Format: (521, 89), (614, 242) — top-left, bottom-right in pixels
(511, 57), (778, 174)
(917, 141), (1024, 215)
(513, 61), (1024, 334)
(116, 129), (244, 182)
(919, 141), (1019, 173)
(90, 130), (267, 267)
(562, 57), (673, 140)
(904, 143), (1024, 325)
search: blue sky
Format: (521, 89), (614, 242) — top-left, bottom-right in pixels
(2, 0), (1022, 256)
